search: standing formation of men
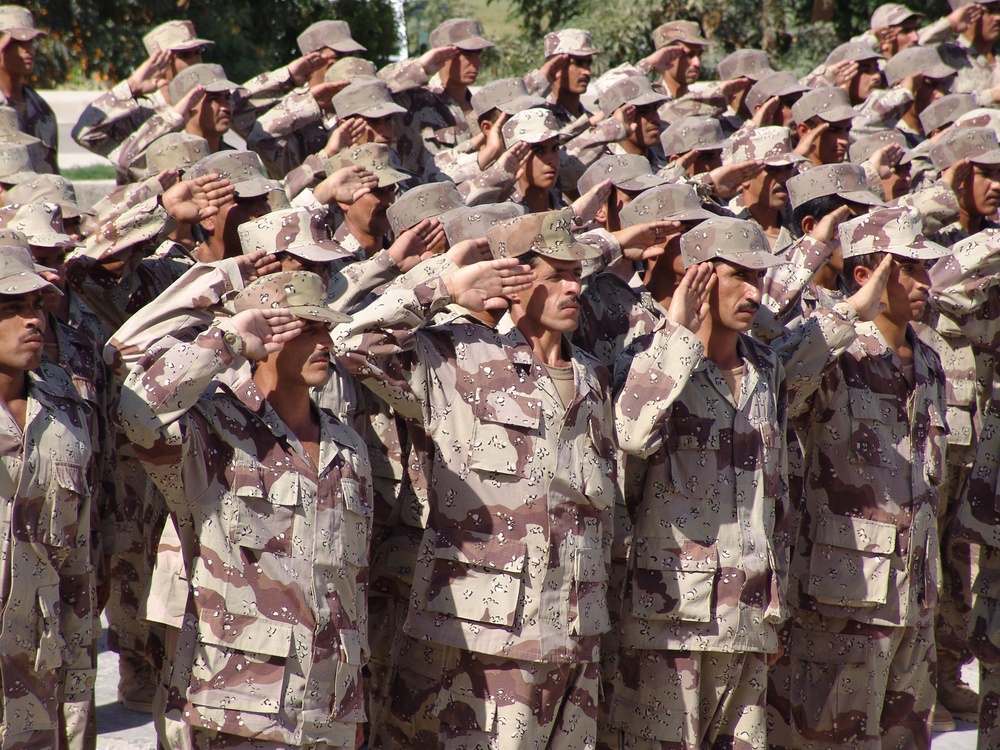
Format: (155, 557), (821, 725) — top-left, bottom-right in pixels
(1, 2), (1000, 748)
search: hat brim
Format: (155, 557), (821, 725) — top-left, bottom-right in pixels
(663, 35), (713, 47)
(628, 92), (671, 109)
(329, 40), (367, 53)
(289, 304), (352, 324)
(167, 38), (214, 52)
(616, 173), (669, 192)
(0, 273), (60, 295)
(284, 242), (352, 263)
(0, 170), (37, 185)
(530, 241), (602, 261)
(56, 201), (95, 218)
(497, 95), (548, 115)
(510, 130), (571, 146)
(969, 149), (1000, 165)
(842, 189), (888, 207)
(682, 248), (784, 269)
(454, 37), (494, 51)
(761, 152), (808, 166)
(550, 46), (602, 58)
(922, 65), (958, 81)
(887, 241), (951, 260)
(816, 106), (859, 123)
(373, 167), (412, 187)
(204, 80), (240, 94)
(29, 232), (82, 249)
(5, 28), (45, 42)
(352, 101), (408, 119)
(233, 177), (282, 199)
(0, 132), (39, 147)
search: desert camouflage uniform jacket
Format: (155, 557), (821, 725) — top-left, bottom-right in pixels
(0, 372), (99, 744)
(334, 280), (619, 663)
(1, 86), (57, 173)
(612, 318), (789, 653)
(783, 314), (947, 627)
(396, 86), (480, 178)
(245, 86), (334, 181)
(951, 35), (999, 105)
(118, 324), (373, 746)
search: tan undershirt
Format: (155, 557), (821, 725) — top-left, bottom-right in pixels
(900, 361), (915, 387)
(721, 364), (745, 399)
(543, 363), (575, 410)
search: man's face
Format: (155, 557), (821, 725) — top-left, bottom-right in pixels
(778, 95), (800, 127)
(217, 194), (271, 255)
(562, 55), (593, 94)
(516, 255), (584, 333)
(271, 318), (333, 389)
(169, 47), (203, 77)
(876, 255), (933, 324)
(525, 138), (560, 190)
(683, 148), (722, 176)
(914, 75), (952, 115)
(883, 162), (911, 200)
(276, 253), (331, 287)
(1, 38), (34, 76)
(665, 42), (703, 86)
(849, 59), (884, 104)
(347, 183), (395, 237)
(801, 118), (851, 164)
(709, 260), (764, 332)
(744, 163), (795, 211)
(0, 292), (45, 373)
(977, 4), (1000, 43)
(359, 114), (396, 145)
(631, 103), (662, 150)
(966, 162), (1000, 217)
(29, 244), (69, 312)
(889, 20), (921, 54)
(192, 91), (233, 138)
(446, 49), (482, 86)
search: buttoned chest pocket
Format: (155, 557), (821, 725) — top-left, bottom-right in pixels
(229, 465), (301, 557)
(19, 460), (90, 548)
(335, 477), (372, 568)
(847, 389), (905, 470)
(469, 392), (542, 479)
(807, 512), (897, 608)
(630, 536), (718, 622)
(665, 416), (720, 498)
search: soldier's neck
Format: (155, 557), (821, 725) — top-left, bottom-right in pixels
(253, 367), (319, 460)
(554, 86), (582, 117)
(343, 215), (383, 258)
(966, 29), (997, 62)
(0, 67), (23, 101)
(194, 238), (225, 263)
(900, 105), (921, 135)
(519, 182), (552, 213)
(511, 312), (570, 367)
(959, 205), (983, 235)
(662, 74), (686, 99)
(697, 318), (743, 372)
(619, 138), (645, 156)
(745, 198), (780, 235)
(873, 314), (912, 363)
(442, 78), (471, 110)
(0, 367), (27, 430)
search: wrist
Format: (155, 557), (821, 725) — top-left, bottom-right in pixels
(833, 301), (860, 323)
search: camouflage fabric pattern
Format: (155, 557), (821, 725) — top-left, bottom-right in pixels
(118, 324), (372, 746)
(0, 202), (79, 247)
(544, 28), (601, 58)
(0, 86), (58, 173)
(334, 143), (410, 187)
(716, 49), (773, 81)
(441, 202), (526, 245)
(578, 154), (666, 195)
(0, 143), (36, 184)
(679, 216), (783, 268)
(745, 71), (810, 114)
(598, 76), (669, 118)
(238, 207), (349, 262)
(919, 92), (977, 135)
(725, 125), (805, 167)
(142, 20), (212, 54)
(386, 181), (464, 235)
(470, 78), (545, 119)
(884, 44), (956, 86)
(428, 18), (494, 50)
(659, 116), (726, 156)
(618, 183), (714, 226)
(6, 174), (92, 218)
(786, 163), (885, 208)
(930, 125), (1000, 171)
(144, 132), (210, 176)
(332, 80), (406, 120)
(650, 20), (711, 49)
(790, 87), (858, 124)
(326, 56), (376, 81)
(837, 205), (949, 259)
(487, 209), (602, 261)
(296, 20), (364, 54)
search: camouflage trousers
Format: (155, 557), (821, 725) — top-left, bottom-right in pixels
(175, 725), (358, 749)
(937, 460), (976, 666)
(373, 633), (600, 750)
(767, 615), (935, 750)
(598, 647), (767, 750)
(968, 546), (1000, 748)
(0, 537), (97, 750)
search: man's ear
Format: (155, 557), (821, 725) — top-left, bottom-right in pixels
(795, 121), (810, 139)
(200, 215), (216, 235)
(800, 215), (817, 236)
(853, 263), (872, 288)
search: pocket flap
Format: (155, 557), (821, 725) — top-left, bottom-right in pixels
(340, 477), (372, 518)
(814, 513), (896, 554)
(197, 609), (294, 658)
(232, 463), (264, 499)
(434, 528), (527, 573)
(945, 406), (972, 446)
(666, 416), (719, 451)
(475, 390), (541, 429)
(848, 388), (897, 423)
(634, 537), (718, 572)
(53, 461), (88, 494)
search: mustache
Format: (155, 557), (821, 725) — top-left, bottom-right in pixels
(307, 352), (330, 364)
(558, 296), (580, 309)
(736, 302), (760, 314)
(20, 327), (43, 342)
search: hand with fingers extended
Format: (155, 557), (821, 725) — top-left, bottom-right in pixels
(311, 80), (351, 113)
(941, 157), (972, 198)
(539, 53), (570, 83)
(324, 117), (368, 156)
(828, 59), (859, 89)
(495, 140), (531, 177)
(314, 166), (378, 205)
(846, 253), (893, 321)
(707, 160), (765, 200)
(154, 168), (182, 193)
(418, 45), (460, 74)
(794, 122), (828, 158)
(666, 262), (716, 333)
(288, 50), (332, 86)
(442, 257), (537, 311)
(948, 2), (983, 33)
(571, 179), (612, 225)
(173, 85), (206, 120)
(639, 45), (684, 74)
(128, 49), (172, 96)
(446, 238), (492, 267)
(389, 219), (447, 272)
(869, 143), (904, 179)
(613, 103), (638, 139)
(227, 309), (306, 360)
(235, 249), (283, 285)
(751, 96), (783, 128)
(162, 173), (235, 224)
(479, 113), (510, 169)
(808, 205), (853, 247)
(614, 220), (684, 261)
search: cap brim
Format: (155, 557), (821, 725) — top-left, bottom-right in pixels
(0, 132), (39, 147)
(454, 37), (494, 51)
(0, 170), (37, 185)
(668, 35), (712, 46)
(57, 201), (95, 218)
(284, 241), (352, 262)
(630, 92), (671, 109)
(374, 167), (412, 187)
(289, 304), (352, 324)
(0, 273), (60, 295)
(436, 205), (470, 227)
(330, 40), (367, 53)
(969, 149), (1000, 165)
(233, 177), (282, 199)
(168, 38), (213, 51)
(683, 248), (784, 268)
(923, 65), (958, 80)
(30, 232), (82, 249)
(616, 173), (669, 192)
(665, 207), (716, 223)
(889, 241), (951, 260)
(817, 106), (859, 122)
(761, 152), (808, 166)
(6, 28), (45, 41)
(530, 241), (602, 261)
(842, 189), (888, 207)
(355, 101), (408, 118)
(497, 95), (548, 115)
(204, 80), (239, 94)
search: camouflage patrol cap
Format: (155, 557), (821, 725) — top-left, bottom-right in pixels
(234, 271), (351, 325)
(544, 29), (601, 59)
(501, 108), (568, 146)
(870, 3), (924, 29)
(429, 19), (494, 51)
(724, 125), (806, 166)
(680, 216), (782, 269)
(930, 126), (1000, 170)
(0, 6), (45, 41)
(791, 86), (858, 124)
(0, 107), (38, 147)
(619, 184), (715, 227)
(954, 107), (1000, 140)
(0, 203), (80, 248)
(238, 208), (350, 263)
(0, 143), (34, 185)
(143, 20), (212, 55)
(598, 76), (670, 117)
(745, 71), (811, 113)
(919, 93), (976, 135)
(578, 154), (668, 195)
(377, 60), (428, 94)
(838, 206), (948, 259)
(487, 209), (601, 261)
(333, 80), (406, 120)
(144, 132), (211, 175)
(442, 203), (526, 245)
(386, 182), (465, 236)
(333, 143), (410, 187)
(296, 20), (365, 54)
(325, 56), (377, 82)
(849, 130), (915, 165)
(189, 151), (281, 199)
(651, 21), (711, 50)
(825, 40), (885, 67)
(660, 116), (727, 157)
(0, 233), (59, 296)
(786, 163), (886, 208)
(168, 63), (239, 104)
(884, 45), (955, 86)
(6, 174), (93, 219)
(471, 78), (546, 119)
(716, 49), (773, 82)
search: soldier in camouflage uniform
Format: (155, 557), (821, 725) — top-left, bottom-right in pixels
(0, 7), (57, 173)
(0, 247), (100, 749)
(576, 153), (667, 232)
(333, 210), (616, 749)
(790, 88), (859, 166)
(948, 0), (1000, 98)
(929, 127), (1000, 247)
(607, 217), (788, 750)
(768, 206), (949, 750)
(117, 271), (372, 749)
